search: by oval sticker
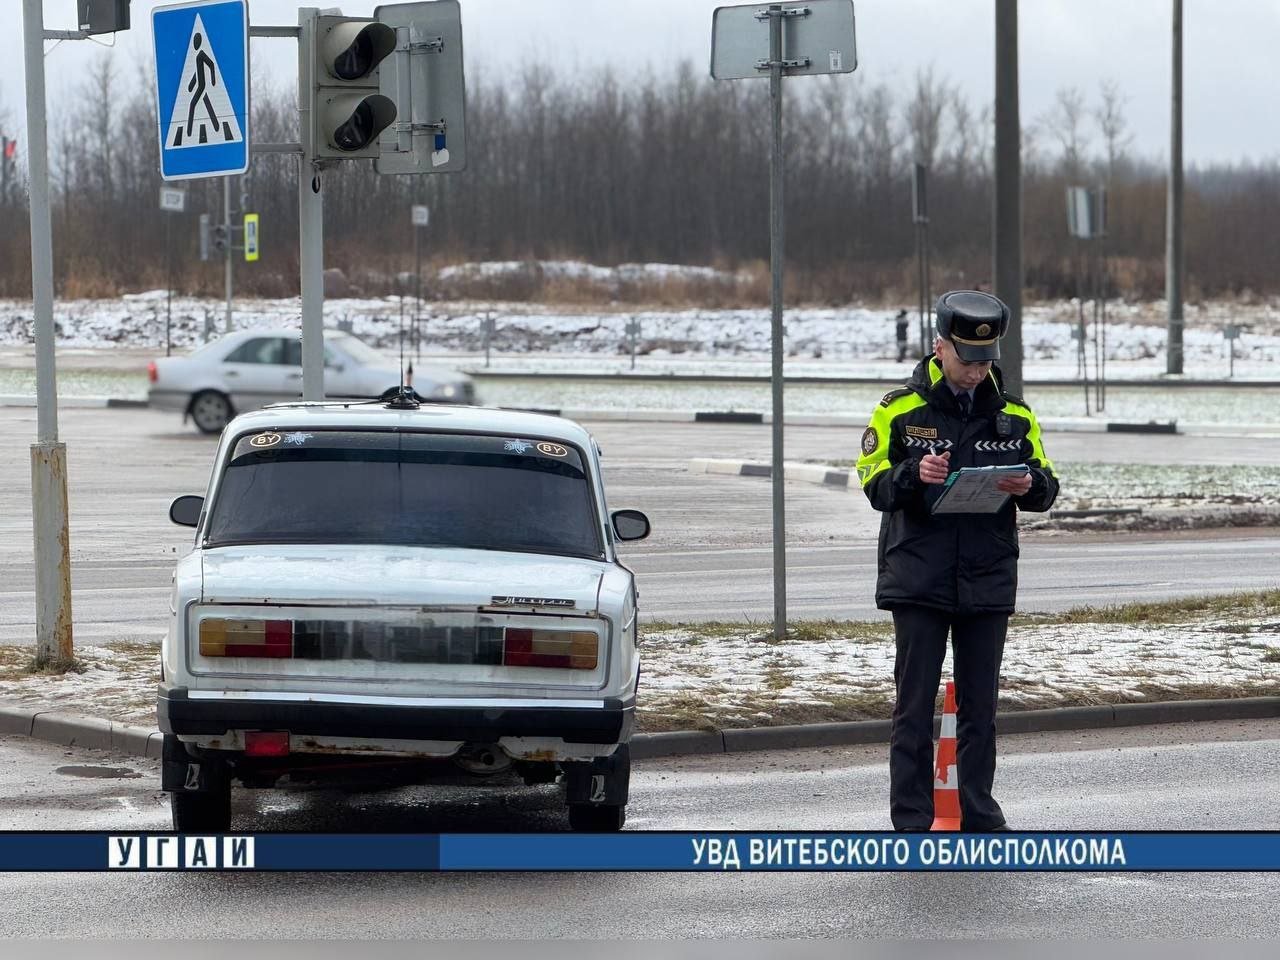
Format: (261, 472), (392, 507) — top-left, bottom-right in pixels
(537, 442), (568, 458)
(250, 433), (282, 448)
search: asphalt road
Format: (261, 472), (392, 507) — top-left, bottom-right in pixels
(1, 407), (1279, 641)
(0, 719), (1276, 937)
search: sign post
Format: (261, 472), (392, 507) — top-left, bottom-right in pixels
(1224, 324), (1240, 379)
(911, 162), (930, 359)
(712, 0), (856, 642)
(159, 187), (188, 356)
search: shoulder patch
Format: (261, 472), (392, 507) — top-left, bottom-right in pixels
(879, 387), (914, 408)
(861, 426), (879, 455)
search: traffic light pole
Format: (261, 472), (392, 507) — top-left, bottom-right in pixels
(298, 8), (325, 402)
(21, 0), (74, 666)
(224, 177), (234, 332)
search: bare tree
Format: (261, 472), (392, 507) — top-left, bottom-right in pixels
(1038, 86), (1092, 180)
(905, 67), (949, 167)
(1094, 79), (1133, 181)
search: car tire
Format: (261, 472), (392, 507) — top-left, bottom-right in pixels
(568, 803), (626, 832)
(170, 779), (232, 833)
(189, 391), (233, 434)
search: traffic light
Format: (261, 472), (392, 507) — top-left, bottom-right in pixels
(301, 3), (467, 172)
(1, 136), (16, 198)
(213, 224), (229, 253)
(308, 16), (398, 159)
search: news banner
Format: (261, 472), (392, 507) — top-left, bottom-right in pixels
(0, 832), (1278, 871)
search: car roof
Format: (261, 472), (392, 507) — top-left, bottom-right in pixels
(215, 327), (357, 340)
(225, 402), (596, 446)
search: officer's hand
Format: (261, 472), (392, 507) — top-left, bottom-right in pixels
(919, 451), (951, 484)
(996, 472), (1033, 495)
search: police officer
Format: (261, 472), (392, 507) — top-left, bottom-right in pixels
(855, 290), (1059, 832)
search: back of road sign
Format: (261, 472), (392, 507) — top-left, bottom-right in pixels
(711, 0), (857, 81)
(374, 1), (467, 175)
(153, 0), (250, 181)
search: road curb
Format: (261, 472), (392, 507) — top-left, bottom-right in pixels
(10, 399), (1280, 439)
(691, 457), (852, 489)
(3, 697), (1277, 763)
(0, 706), (163, 759)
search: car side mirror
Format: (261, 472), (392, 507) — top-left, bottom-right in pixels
(169, 495), (204, 527)
(611, 509), (650, 542)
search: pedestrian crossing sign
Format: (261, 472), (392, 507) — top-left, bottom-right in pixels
(153, 0), (249, 181)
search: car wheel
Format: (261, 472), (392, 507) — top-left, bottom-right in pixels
(170, 779), (231, 833)
(189, 391), (233, 434)
(568, 803), (626, 832)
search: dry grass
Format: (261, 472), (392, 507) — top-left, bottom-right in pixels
(645, 619), (892, 645)
(634, 680), (1280, 733)
(1013, 591), (1280, 627)
(651, 595), (1280, 644)
(0, 647), (87, 680)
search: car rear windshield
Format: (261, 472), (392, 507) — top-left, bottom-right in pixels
(205, 430), (603, 559)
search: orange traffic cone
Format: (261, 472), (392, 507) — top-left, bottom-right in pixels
(930, 680), (961, 831)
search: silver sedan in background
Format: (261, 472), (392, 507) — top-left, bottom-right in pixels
(148, 328), (477, 433)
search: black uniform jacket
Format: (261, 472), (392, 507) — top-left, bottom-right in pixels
(855, 355), (1059, 615)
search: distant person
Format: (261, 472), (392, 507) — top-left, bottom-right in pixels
(855, 290), (1060, 832)
(894, 309), (910, 362)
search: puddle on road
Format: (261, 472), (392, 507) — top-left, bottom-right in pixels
(55, 765), (142, 779)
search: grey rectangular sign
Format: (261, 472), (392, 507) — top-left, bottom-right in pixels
(711, 0), (857, 81)
(159, 186), (187, 213)
(376, 0), (467, 175)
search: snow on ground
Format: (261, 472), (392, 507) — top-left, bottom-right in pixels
(638, 616), (1280, 730)
(1, 614), (1276, 732)
(436, 260), (744, 288)
(2, 268), (1280, 382)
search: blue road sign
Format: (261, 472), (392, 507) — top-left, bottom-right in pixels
(153, 0), (250, 181)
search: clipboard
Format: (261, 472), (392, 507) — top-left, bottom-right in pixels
(931, 464), (1030, 515)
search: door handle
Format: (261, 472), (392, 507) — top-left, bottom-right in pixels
(224, 370), (240, 378)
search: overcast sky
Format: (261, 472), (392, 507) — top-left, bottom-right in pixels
(0, 0), (1276, 166)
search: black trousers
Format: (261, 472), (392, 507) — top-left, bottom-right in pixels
(889, 605), (1008, 831)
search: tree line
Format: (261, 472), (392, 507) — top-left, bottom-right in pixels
(0, 59), (1277, 304)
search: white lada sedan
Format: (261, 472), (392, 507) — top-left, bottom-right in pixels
(161, 398), (649, 832)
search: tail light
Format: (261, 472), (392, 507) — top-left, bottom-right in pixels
(195, 616), (599, 669)
(147, 361), (158, 383)
(503, 628), (598, 670)
(200, 618), (293, 658)
(244, 731), (290, 757)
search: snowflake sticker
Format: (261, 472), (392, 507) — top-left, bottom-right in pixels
(504, 439), (533, 454)
(283, 432), (314, 446)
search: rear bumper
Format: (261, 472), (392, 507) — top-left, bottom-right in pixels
(158, 686), (633, 745)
